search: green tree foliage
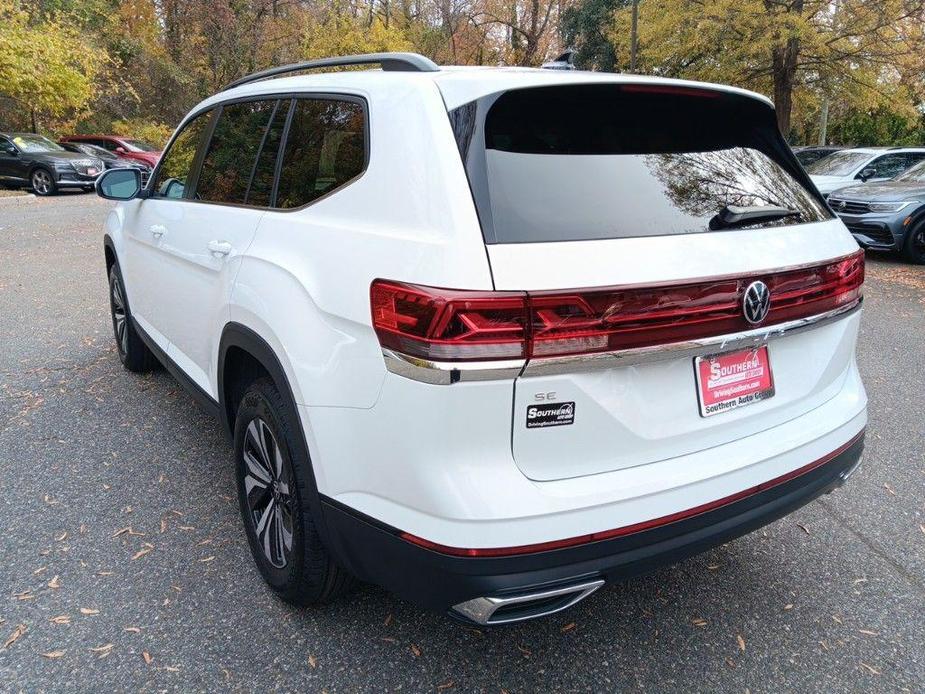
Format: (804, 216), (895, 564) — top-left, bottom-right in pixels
(604, 0), (925, 142)
(560, 0), (629, 71)
(0, 0), (106, 130)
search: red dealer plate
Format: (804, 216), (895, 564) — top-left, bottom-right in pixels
(694, 346), (775, 417)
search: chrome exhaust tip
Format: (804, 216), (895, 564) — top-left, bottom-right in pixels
(451, 578), (605, 625)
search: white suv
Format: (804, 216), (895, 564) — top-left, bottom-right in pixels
(96, 53), (867, 625)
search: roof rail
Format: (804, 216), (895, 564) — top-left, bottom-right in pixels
(224, 52), (439, 90)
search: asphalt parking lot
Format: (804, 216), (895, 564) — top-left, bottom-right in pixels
(1, 193), (923, 692)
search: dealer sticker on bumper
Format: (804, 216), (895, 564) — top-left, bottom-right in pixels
(694, 346), (774, 417)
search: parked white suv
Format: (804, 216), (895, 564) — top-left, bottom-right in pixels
(97, 53), (867, 625)
(807, 146), (925, 196)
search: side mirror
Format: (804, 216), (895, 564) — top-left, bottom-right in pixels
(858, 167), (877, 181)
(97, 168), (141, 200)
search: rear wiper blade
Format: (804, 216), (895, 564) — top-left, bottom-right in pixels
(709, 205), (801, 231)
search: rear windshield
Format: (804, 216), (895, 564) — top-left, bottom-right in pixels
(450, 84), (830, 244)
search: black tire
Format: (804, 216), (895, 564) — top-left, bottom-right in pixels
(234, 377), (354, 605)
(30, 167), (56, 196)
(108, 263), (156, 372)
(901, 221), (925, 264)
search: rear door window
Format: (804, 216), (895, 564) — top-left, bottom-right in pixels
(195, 99), (278, 205)
(274, 97), (366, 209)
(453, 85), (831, 243)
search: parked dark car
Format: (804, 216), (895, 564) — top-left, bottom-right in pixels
(59, 134), (162, 168)
(828, 160), (925, 264)
(793, 146), (845, 167)
(0, 132), (104, 195)
(58, 141), (151, 187)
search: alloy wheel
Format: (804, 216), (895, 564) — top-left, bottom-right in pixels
(243, 417), (294, 569)
(31, 170), (52, 195)
(110, 276), (128, 356)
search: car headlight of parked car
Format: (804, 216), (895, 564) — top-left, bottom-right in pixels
(867, 200), (919, 213)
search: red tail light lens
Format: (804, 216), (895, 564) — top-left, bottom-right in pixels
(370, 250), (864, 363)
(370, 281), (529, 361)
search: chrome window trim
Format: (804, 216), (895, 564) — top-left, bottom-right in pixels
(382, 299), (862, 384)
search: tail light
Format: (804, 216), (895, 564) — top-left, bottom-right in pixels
(370, 281), (529, 361)
(370, 250), (864, 363)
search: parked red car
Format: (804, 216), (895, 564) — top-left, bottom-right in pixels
(59, 135), (162, 168)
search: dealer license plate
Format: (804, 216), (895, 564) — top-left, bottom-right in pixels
(694, 346), (774, 417)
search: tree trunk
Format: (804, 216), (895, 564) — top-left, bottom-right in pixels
(771, 35), (799, 136)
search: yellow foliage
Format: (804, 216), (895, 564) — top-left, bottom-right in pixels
(0, 0), (105, 118)
(302, 14), (413, 61)
(110, 119), (174, 149)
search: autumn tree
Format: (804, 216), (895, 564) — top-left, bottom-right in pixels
(606, 0), (925, 137)
(0, 0), (106, 131)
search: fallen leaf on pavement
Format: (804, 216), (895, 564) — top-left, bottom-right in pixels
(860, 662), (881, 675)
(79, 608), (99, 616)
(13, 590), (34, 601)
(131, 543), (154, 560)
(858, 629), (879, 636)
(54, 532), (67, 542)
(113, 527), (144, 538)
(199, 556), (215, 563)
(691, 617), (708, 627)
(437, 681), (455, 690)
(47, 575), (61, 589)
(3, 624), (26, 648)
(124, 626), (141, 634)
(737, 634), (746, 651)
(796, 523), (810, 535)
(49, 615), (70, 625)
(90, 644), (113, 658)
(784, 604), (794, 611)
(561, 622), (576, 633)
(142, 651), (153, 665)
(383, 613), (392, 627)
(410, 644), (422, 657)
(32, 567), (47, 576)
(308, 654), (317, 669)
(41, 650), (65, 658)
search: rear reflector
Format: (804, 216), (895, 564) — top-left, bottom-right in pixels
(370, 250), (863, 363)
(399, 429), (864, 557)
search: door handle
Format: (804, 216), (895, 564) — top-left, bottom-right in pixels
(149, 224), (167, 239)
(207, 240), (233, 257)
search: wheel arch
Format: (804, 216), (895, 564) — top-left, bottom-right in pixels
(218, 321), (333, 545)
(103, 234), (117, 275)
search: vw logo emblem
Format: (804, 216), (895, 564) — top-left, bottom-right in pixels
(743, 280), (771, 325)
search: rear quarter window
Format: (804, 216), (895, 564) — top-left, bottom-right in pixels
(274, 98), (366, 209)
(452, 84), (831, 243)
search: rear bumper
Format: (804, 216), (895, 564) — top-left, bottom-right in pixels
(320, 431), (864, 620)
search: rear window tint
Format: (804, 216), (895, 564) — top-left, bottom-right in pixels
(275, 98), (365, 209)
(453, 85), (830, 243)
(196, 99), (277, 205)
